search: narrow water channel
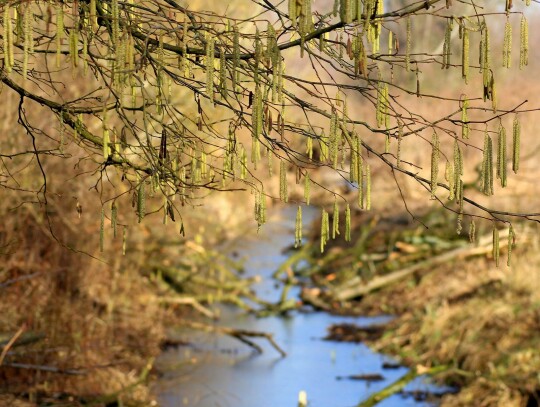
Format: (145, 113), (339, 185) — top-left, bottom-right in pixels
(154, 207), (448, 407)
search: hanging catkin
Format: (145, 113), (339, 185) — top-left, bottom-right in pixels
(99, 207), (105, 252)
(405, 16), (412, 71)
(137, 181), (146, 223)
(430, 132), (440, 198)
(320, 209), (330, 253)
(304, 172), (311, 205)
(462, 26), (469, 83)
(503, 18), (512, 68)
(111, 201), (118, 238)
(469, 219), (476, 243)
(232, 24), (240, 90)
(461, 98), (470, 139)
(442, 19), (452, 69)
(3, 5), (13, 73)
(206, 35), (215, 102)
(497, 122), (507, 188)
(345, 203), (351, 242)
(306, 136), (313, 160)
(481, 25), (491, 100)
(366, 164), (371, 210)
(332, 198), (339, 239)
(280, 160), (288, 203)
(507, 224), (515, 267)
(56, 3), (64, 68)
(492, 225), (500, 267)
(512, 115), (520, 173)
(453, 139), (463, 193)
(446, 161), (455, 201)
(295, 206), (302, 248)
(219, 49), (227, 99)
(480, 130), (494, 196)
(288, 0), (297, 25)
(396, 120), (403, 168)
(122, 227), (127, 255)
(22, 5), (32, 80)
(340, 0), (352, 24)
(520, 15), (528, 69)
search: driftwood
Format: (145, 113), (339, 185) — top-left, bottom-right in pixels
(180, 320), (287, 357)
(333, 229), (517, 301)
(356, 365), (449, 407)
(159, 296), (217, 319)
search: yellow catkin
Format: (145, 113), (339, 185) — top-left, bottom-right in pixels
(453, 139), (463, 195)
(111, 201), (118, 238)
(520, 16), (528, 69)
(99, 207), (105, 252)
(481, 25), (491, 101)
(480, 130), (494, 196)
(219, 49), (227, 99)
(232, 24), (240, 90)
(289, 0), (297, 25)
(206, 36), (215, 102)
(295, 206), (302, 248)
(22, 5), (32, 81)
(503, 18), (512, 68)
(304, 172), (311, 205)
(497, 122), (507, 188)
(69, 29), (79, 69)
(137, 182), (145, 223)
(366, 164), (371, 210)
(345, 203), (351, 242)
(462, 27), (469, 83)
(122, 227), (127, 255)
(306, 137), (313, 160)
(251, 85), (263, 166)
(507, 224), (515, 267)
(442, 19), (452, 69)
(461, 98), (470, 139)
(332, 198), (339, 239)
(340, 0), (352, 24)
(405, 16), (412, 71)
(320, 209), (330, 253)
(446, 161), (455, 201)
(280, 160), (288, 203)
(319, 130), (329, 162)
(396, 120), (403, 168)
(493, 225), (500, 267)
(430, 132), (440, 198)
(469, 219), (476, 243)
(512, 115), (520, 173)
(3, 5), (13, 73)
(90, 0), (98, 30)
(56, 3), (64, 68)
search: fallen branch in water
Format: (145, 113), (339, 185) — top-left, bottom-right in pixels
(180, 320), (287, 357)
(159, 296), (218, 319)
(356, 364), (449, 407)
(333, 228), (523, 301)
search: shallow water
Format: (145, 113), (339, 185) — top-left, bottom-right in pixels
(155, 207), (450, 407)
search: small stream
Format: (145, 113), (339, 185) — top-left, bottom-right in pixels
(154, 206), (449, 407)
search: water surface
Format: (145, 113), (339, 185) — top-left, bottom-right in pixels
(155, 207), (448, 407)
